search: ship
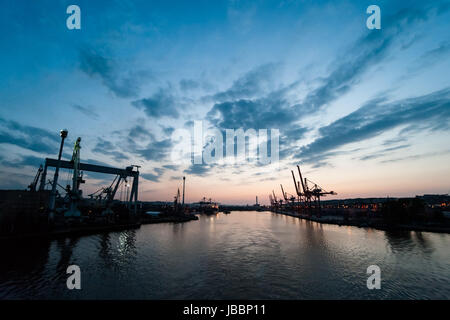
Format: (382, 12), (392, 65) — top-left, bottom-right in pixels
(191, 197), (219, 215)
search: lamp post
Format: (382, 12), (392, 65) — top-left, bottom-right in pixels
(48, 129), (68, 221)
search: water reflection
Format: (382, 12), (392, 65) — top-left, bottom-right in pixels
(412, 232), (433, 254)
(99, 233), (113, 267)
(0, 211), (449, 299)
(98, 230), (137, 271)
(384, 230), (417, 253)
(117, 230), (136, 257)
(0, 239), (51, 299)
(55, 237), (79, 274)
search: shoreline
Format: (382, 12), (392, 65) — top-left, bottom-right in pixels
(271, 210), (450, 234)
(0, 214), (199, 241)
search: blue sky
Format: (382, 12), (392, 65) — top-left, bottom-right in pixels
(0, 0), (449, 204)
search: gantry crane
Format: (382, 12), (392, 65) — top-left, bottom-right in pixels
(269, 194), (274, 207)
(271, 190), (283, 211)
(291, 169), (306, 214)
(296, 165), (337, 216)
(281, 184), (296, 208)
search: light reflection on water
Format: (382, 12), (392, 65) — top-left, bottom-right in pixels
(0, 211), (449, 299)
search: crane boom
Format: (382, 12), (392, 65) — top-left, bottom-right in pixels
(29, 165), (43, 192)
(280, 184), (288, 201)
(291, 170), (300, 196)
(297, 165), (307, 194)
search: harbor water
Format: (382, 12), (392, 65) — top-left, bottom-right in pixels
(0, 211), (449, 299)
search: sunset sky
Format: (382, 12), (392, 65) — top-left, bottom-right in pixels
(0, 0), (449, 204)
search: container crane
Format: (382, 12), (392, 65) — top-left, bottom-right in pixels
(281, 184), (296, 208)
(297, 164), (337, 216)
(272, 190), (282, 211)
(269, 194), (274, 206)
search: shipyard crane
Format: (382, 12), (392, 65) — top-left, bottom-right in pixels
(28, 165), (43, 192)
(87, 174), (126, 207)
(41, 130), (140, 220)
(64, 137), (84, 218)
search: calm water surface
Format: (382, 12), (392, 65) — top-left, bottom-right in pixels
(0, 211), (449, 299)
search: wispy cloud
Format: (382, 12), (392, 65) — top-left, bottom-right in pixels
(359, 144), (411, 161)
(0, 154), (43, 168)
(206, 3), (445, 157)
(183, 164), (215, 176)
(92, 137), (129, 162)
(72, 104), (100, 120)
(298, 88), (450, 163)
(406, 41), (450, 76)
(212, 63), (280, 102)
(0, 117), (60, 154)
(79, 47), (150, 98)
(141, 167), (166, 182)
(132, 86), (180, 118)
(380, 149), (450, 163)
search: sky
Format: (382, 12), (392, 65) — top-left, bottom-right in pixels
(0, 0), (449, 204)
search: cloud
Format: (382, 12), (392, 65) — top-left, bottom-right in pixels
(128, 124), (153, 140)
(141, 172), (160, 182)
(135, 138), (173, 161)
(183, 164), (214, 176)
(141, 167), (166, 182)
(0, 117), (60, 154)
(163, 164), (179, 170)
(380, 150), (450, 164)
(79, 47), (150, 98)
(92, 137), (129, 162)
(110, 124), (174, 163)
(179, 79), (200, 91)
(212, 63), (280, 102)
(132, 87), (180, 118)
(0, 154), (43, 168)
(0, 170), (34, 189)
(207, 92), (306, 161)
(72, 104), (100, 120)
(298, 88), (450, 163)
(291, 4), (443, 116)
(205, 4), (442, 156)
(207, 97), (292, 129)
(406, 41), (450, 76)
(382, 136), (408, 146)
(359, 144), (410, 161)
